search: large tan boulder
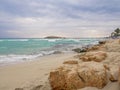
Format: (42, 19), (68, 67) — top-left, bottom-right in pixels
(49, 62), (108, 90)
(76, 62), (108, 88)
(80, 51), (107, 62)
(49, 65), (77, 90)
(108, 66), (119, 82)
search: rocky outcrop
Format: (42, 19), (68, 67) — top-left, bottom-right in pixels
(49, 39), (120, 90)
(49, 62), (108, 90)
(88, 45), (100, 51)
(99, 41), (106, 44)
(80, 51), (107, 62)
(104, 39), (120, 52)
(63, 60), (78, 64)
(72, 48), (87, 53)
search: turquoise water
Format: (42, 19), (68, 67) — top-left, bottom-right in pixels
(0, 38), (102, 65)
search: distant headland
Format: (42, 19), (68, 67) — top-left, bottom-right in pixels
(44, 36), (66, 39)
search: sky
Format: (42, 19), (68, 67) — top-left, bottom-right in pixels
(0, 0), (120, 38)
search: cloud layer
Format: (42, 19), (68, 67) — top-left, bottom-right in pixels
(0, 0), (120, 38)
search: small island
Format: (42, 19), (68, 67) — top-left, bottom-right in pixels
(44, 36), (66, 39)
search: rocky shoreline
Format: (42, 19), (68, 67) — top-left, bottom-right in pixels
(13, 39), (120, 90)
(49, 39), (120, 90)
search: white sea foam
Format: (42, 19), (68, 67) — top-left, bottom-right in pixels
(46, 39), (61, 42)
(0, 40), (3, 42)
(32, 39), (43, 41)
(0, 50), (60, 66)
(0, 54), (43, 66)
(7, 39), (29, 42)
(0, 38), (101, 66)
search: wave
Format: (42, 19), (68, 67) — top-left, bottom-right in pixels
(0, 40), (3, 42)
(29, 39), (60, 42)
(7, 39), (29, 42)
(0, 54), (42, 66)
(0, 50), (64, 66)
(0, 38), (101, 66)
(45, 39), (61, 42)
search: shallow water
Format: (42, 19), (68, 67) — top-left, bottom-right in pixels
(0, 38), (103, 65)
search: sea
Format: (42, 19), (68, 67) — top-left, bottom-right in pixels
(0, 38), (104, 66)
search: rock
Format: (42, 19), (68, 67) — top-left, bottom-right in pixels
(103, 65), (119, 82)
(87, 45), (101, 51)
(72, 48), (87, 53)
(108, 66), (119, 82)
(49, 62), (108, 90)
(80, 51), (107, 62)
(99, 41), (106, 44)
(49, 66), (72, 90)
(109, 70), (118, 82)
(66, 70), (85, 89)
(63, 60), (78, 64)
(77, 62), (108, 88)
(15, 88), (24, 90)
(31, 85), (43, 90)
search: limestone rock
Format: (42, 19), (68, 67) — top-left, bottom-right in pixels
(109, 66), (119, 82)
(63, 60), (78, 64)
(77, 62), (108, 88)
(80, 51), (107, 62)
(88, 45), (100, 51)
(49, 66), (76, 90)
(49, 62), (108, 90)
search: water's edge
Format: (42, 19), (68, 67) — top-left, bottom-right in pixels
(0, 38), (104, 66)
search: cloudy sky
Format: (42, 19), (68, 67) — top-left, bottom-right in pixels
(0, 0), (120, 38)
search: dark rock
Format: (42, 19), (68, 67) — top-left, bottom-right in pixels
(72, 48), (87, 53)
(99, 41), (106, 44)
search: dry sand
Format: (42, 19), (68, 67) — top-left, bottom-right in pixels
(0, 53), (76, 90)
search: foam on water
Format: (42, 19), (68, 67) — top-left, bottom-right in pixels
(7, 39), (29, 42)
(0, 40), (3, 42)
(0, 38), (103, 66)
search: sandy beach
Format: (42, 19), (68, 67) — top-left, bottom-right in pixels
(0, 53), (76, 90)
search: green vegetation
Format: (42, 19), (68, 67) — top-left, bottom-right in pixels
(111, 28), (120, 38)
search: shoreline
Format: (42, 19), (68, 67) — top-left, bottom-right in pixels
(1, 38), (120, 90)
(48, 39), (120, 90)
(0, 53), (76, 90)
(0, 38), (100, 67)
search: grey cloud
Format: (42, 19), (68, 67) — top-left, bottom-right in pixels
(0, 0), (120, 38)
